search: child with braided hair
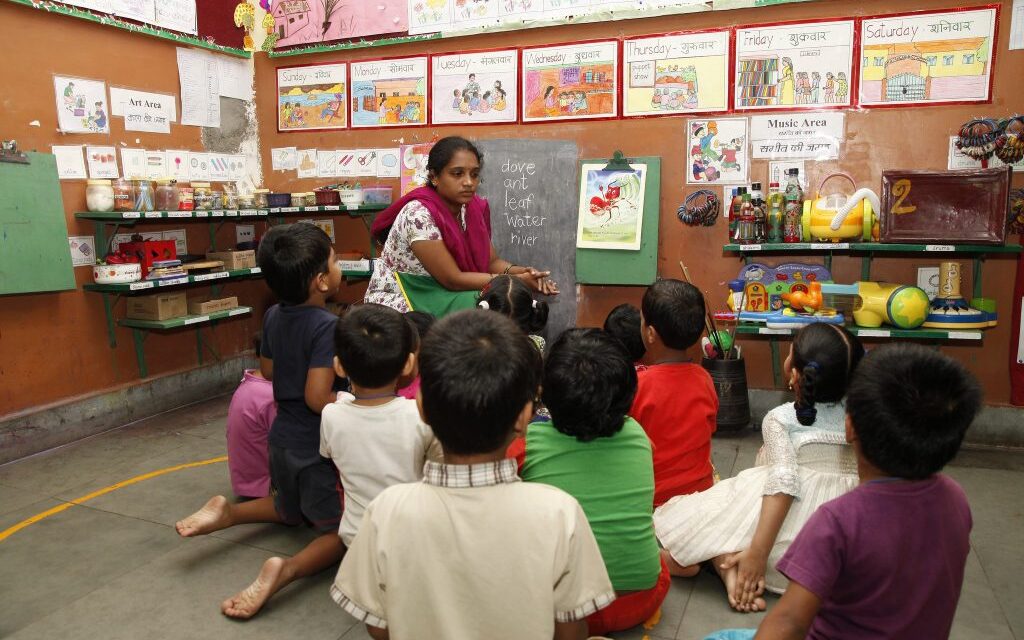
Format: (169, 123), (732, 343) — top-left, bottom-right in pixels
(652, 323), (865, 612)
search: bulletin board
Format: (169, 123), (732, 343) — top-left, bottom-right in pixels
(0, 153), (76, 296)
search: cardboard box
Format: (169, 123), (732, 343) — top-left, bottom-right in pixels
(206, 250), (256, 270)
(188, 296), (239, 315)
(126, 291), (188, 321)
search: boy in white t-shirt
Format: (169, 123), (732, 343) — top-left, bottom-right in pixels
(331, 310), (615, 640)
(320, 303), (440, 547)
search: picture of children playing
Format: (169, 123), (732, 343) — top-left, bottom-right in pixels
(687, 119), (747, 184)
(277, 79), (347, 130)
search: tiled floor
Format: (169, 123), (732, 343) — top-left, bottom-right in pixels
(0, 396), (1020, 639)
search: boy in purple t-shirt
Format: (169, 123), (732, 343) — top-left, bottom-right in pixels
(749, 343), (982, 640)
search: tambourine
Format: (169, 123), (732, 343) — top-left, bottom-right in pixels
(678, 189), (720, 227)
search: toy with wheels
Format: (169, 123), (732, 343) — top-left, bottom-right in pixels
(821, 281), (930, 329)
(802, 173), (880, 242)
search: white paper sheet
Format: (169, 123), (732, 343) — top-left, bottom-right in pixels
(209, 154), (231, 181)
(352, 149), (378, 177)
(63, 0), (113, 11)
(272, 147), (298, 171)
(317, 150), (337, 178)
(375, 148), (401, 178)
(163, 229), (188, 255)
(166, 150), (190, 181)
(112, 0), (155, 23)
(120, 148), (147, 179)
(190, 152), (212, 181)
(52, 145), (87, 179)
(297, 149), (318, 179)
(217, 55), (253, 100)
(86, 146), (119, 179)
(124, 103), (171, 134)
(154, 0), (197, 35)
(68, 235), (97, 267)
(336, 150), (359, 178)
(236, 224), (255, 245)
(109, 88), (177, 121)
(177, 48), (220, 128)
(1011, 0), (1024, 50)
(145, 151), (168, 179)
(229, 155), (247, 181)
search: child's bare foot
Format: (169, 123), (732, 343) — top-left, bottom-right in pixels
(716, 557), (767, 612)
(661, 548), (700, 578)
(221, 557), (288, 619)
(175, 496), (231, 537)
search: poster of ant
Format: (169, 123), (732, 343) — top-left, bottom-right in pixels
(576, 162), (647, 250)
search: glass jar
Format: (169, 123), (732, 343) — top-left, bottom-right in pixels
(291, 192), (306, 208)
(113, 178), (134, 211)
(223, 183), (239, 210)
(155, 180), (178, 211)
(192, 182), (213, 210)
(237, 193), (255, 209)
(253, 188), (269, 209)
(177, 184), (194, 211)
(210, 191), (224, 209)
(86, 179), (115, 212)
(133, 180), (154, 212)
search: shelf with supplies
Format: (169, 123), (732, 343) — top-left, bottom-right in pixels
(722, 241), (1022, 388)
(119, 306), (253, 378)
(83, 267), (264, 293)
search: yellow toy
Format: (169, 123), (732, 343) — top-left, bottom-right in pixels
(802, 173), (879, 242)
(821, 281), (930, 329)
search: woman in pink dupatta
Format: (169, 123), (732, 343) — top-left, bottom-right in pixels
(364, 136), (558, 314)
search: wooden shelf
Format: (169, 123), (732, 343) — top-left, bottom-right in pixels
(724, 242), (1023, 254)
(76, 210), (269, 222)
(83, 267), (263, 294)
(733, 323), (984, 341)
(118, 306), (252, 330)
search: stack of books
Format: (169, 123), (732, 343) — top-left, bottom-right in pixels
(146, 259), (187, 281)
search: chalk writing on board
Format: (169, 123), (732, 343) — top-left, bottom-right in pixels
(500, 158), (547, 249)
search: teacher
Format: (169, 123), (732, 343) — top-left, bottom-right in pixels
(365, 136), (558, 315)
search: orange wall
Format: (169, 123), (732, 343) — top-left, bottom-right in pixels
(255, 0), (1020, 406)
(0, 3), (270, 416)
(1, 0), (1019, 418)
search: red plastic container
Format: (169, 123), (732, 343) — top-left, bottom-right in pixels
(118, 240), (177, 277)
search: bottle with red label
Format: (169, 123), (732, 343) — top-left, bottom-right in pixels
(783, 168), (803, 243)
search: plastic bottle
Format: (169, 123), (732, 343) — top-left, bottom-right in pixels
(727, 278), (746, 312)
(750, 181), (766, 242)
(736, 189), (755, 244)
(783, 168), (803, 243)
(767, 185), (785, 243)
(729, 187), (746, 242)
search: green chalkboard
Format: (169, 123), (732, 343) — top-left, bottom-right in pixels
(576, 156), (660, 286)
(0, 153), (76, 295)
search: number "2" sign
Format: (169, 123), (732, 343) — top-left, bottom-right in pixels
(891, 179), (917, 215)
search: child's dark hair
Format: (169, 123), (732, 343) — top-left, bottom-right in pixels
(641, 279), (705, 350)
(791, 323), (865, 426)
(477, 274), (548, 334)
(543, 329), (637, 442)
(334, 304), (414, 388)
(256, 224), (331, 305)
(404, 310), (435, 344)
(426, 136), (483, 182)
(603, 303), (645, 362)
(419, 309), (541, 456)
(846, 343), (981, 479)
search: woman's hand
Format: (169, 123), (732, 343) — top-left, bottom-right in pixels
(517, 268), (559, 296)
(720, 546), (768, 611)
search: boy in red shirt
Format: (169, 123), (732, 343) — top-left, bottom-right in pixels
(630, 279), (717, 511)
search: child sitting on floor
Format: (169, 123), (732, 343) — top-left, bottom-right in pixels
(225, 335), (276, 498)
(708, 343), (981, 640)
(397, 310), (435, 401)
(320, 303), (439, 548)
(510, 328), (668, 636)
(655, 324), (864, 612)
(604, 303), (647, 372)
(477, 274), (549, 353)
(629, 279), (718, 507)
(331, 310), (614, 640)
(175, 223), (345, 620)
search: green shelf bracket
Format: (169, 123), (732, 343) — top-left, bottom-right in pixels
(131, 329), (150, 378)
(973, 257), (984, 300)
(768, 337), (783, 389)
(101, 292), (121, 348)
(861, 254), (873, 281)
(823, 252), (832, 273)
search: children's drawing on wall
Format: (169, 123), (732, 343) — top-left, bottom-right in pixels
(576, 162), (647, 251)
(272, 0), (409, 48)
(276, 63), (347, 132)
(859, 7), (996, 107)
(734, 20), (855, 110)
(408, 0), (452, 33)
(623, 31), (729, 117)
(350, 57), (428, 128)
(53, 76), (110, 134)
(431, 50), (517, 124)
(400, 142), (434, 195)
(687, 118), (749, 184)
(521, 41), (618, 122)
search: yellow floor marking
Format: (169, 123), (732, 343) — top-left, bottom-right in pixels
(0, 455), (227, 543)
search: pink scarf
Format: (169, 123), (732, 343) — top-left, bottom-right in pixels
(371, 186), (492, 273)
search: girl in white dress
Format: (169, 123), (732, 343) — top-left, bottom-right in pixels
(653, 323), (865, 612)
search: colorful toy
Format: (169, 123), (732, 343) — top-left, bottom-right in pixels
(922, 262), (991, 329)
(728, 262), (833, 314)
(782, 281), (823, 313)
(821, 281), (930, 329)
(801, 173), (879, 243)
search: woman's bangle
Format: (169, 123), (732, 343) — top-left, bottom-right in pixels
(502, 264), (516, 275)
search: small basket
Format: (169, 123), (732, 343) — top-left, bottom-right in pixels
(315, 189), (341, 206)
(267, 193), (291, 208)
(93, 263), (142, 284)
